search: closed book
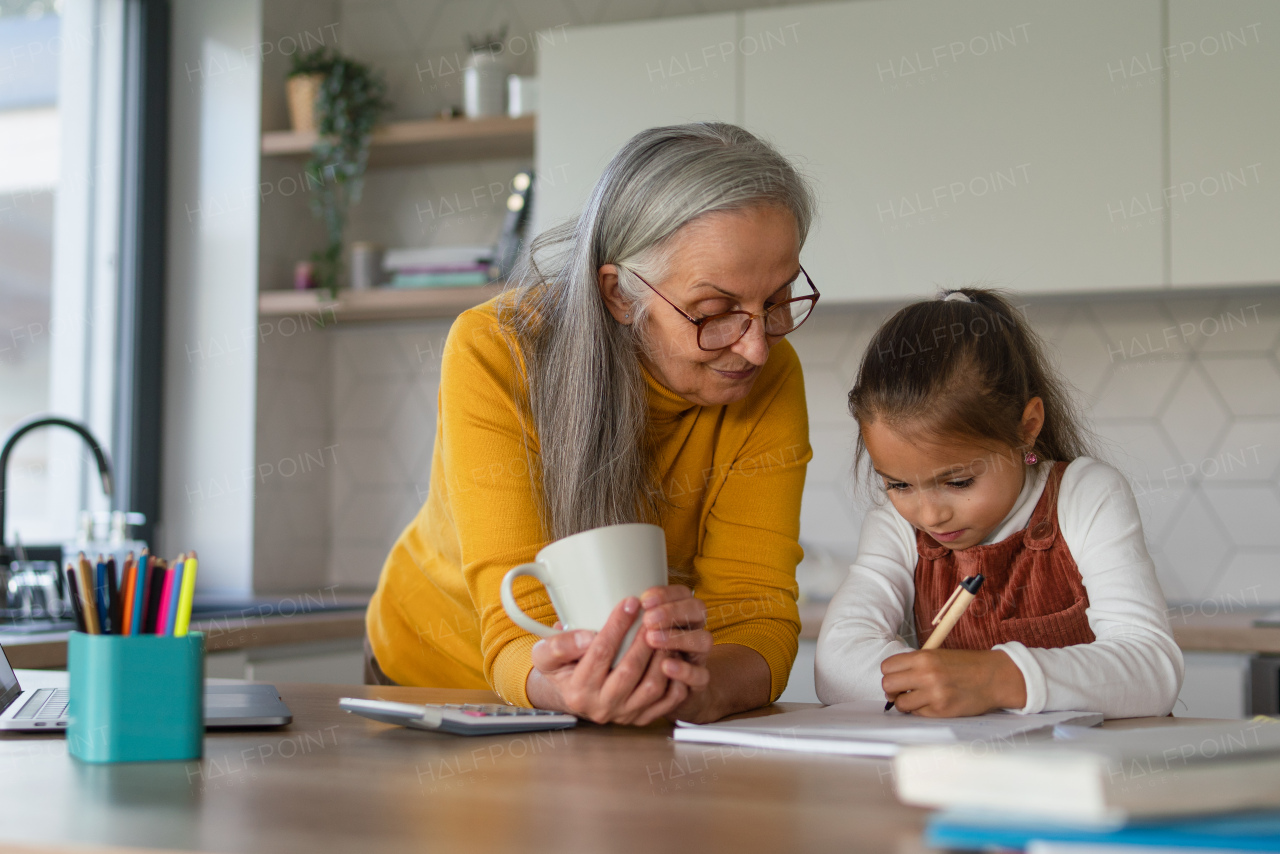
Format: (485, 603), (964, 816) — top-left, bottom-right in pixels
(390, 271), (492, 288)
(926, 809), (1280, 852)
(383, 245), (495, 271)
(896, 720), (1280, 825)
(391, 263), (492, 275)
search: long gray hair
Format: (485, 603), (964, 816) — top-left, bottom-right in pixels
(501, 123), (815, 548)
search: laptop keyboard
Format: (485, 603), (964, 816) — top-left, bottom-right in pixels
(14, 688), (69, 720)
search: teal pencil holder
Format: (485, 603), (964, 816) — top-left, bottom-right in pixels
(67, 631), (205, 763)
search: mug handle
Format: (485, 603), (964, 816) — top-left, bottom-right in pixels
(500, 562), (559, 638)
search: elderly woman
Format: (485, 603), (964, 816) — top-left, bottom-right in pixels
(365, 123), (817, 725)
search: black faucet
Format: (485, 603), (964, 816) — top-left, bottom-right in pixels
(0, 415), (114, 563)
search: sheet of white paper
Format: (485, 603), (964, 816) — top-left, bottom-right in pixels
(672, 700), (1102, 757)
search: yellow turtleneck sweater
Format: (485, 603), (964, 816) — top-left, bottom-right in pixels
(366, 297), (811, 706)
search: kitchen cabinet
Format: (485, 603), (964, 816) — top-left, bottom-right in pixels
(534, 14), (739, 234)
(1169, 0), (1280, 287)
(743, 0), (1165, 301)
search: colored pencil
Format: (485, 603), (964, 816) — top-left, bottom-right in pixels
(77, 553), (100, 634)
(132, 551), (152, 635)
(163, 556), (185, 636)
(154, 566), (175, 636)
(65, 565), (87, 633)
(119, 555), (137, 635)
(173, 551), (198, 637)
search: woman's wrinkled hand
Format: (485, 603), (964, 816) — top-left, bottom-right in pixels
(639, 584), (712, 708)
(528, 595), (689, 725)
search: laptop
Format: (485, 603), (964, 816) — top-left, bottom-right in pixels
(0, 639), (292, 731)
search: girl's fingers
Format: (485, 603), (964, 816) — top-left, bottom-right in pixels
(892, 686), (931, 714)
(880, 651), (918, 675)
(880, 672), (918, 697)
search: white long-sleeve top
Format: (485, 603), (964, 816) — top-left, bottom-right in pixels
(814, 457), (1184, 718)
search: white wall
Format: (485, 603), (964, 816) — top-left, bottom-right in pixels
(251, 0), (1280, 614)
(161, 0), (263, 593)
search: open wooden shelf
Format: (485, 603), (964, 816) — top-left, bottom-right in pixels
(258, 284), (503, 323)
(261, 115), (535, 168)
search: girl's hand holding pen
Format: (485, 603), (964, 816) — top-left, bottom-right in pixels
(881, 648), (1027, 717)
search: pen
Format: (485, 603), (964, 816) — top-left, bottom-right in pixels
(144, 558), (167, 634)
(66, 565), (87, 633)
(105, 557), (121, 635)
(885, 574), (985, 711)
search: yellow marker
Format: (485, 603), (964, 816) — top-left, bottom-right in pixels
(173, 551), (198, 637)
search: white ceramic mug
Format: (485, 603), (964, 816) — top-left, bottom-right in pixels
(500, 523), (668, 663)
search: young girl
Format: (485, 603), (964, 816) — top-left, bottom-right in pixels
(815, 288), (1183, 719)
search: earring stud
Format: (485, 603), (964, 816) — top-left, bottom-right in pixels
(1024, 451), (1039, 466)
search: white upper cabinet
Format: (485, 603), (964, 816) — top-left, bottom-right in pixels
(1169, 0), (1279, 287)
(534, 14), (739, 235)
(743, 0), (1165, 301)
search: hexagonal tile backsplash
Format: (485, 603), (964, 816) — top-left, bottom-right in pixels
(256, 290), (1280, 607)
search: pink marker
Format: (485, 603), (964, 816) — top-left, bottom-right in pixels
(154, 568), (175, 635)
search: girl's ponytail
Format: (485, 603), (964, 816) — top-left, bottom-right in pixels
(848, 287), (1097, 464)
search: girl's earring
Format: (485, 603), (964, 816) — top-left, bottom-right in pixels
(1024, 450), (1039, 466)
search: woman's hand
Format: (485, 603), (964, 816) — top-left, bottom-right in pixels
(639, 585), (712, 704)
(527, 596), (690, 726)
(881, 649), (1027, 717)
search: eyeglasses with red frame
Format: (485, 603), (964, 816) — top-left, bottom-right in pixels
(628, 265), (820, 351)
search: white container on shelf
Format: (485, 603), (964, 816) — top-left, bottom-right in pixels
(464, 51), (507, 118)
(349, 242), (384, 290)
(507, 75), (537, 118)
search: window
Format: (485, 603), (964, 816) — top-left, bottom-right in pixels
(1, 0), (165, 554)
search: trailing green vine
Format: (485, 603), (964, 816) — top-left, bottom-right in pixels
(290, 48), (392, 297)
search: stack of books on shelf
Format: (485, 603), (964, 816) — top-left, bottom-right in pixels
(384, 245), (499, 289)
(894, 718), (1280, 852)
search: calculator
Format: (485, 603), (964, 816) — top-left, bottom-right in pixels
(338, 698), (578, 736)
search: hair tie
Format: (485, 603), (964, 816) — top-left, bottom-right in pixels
(943, 291), (972, 303)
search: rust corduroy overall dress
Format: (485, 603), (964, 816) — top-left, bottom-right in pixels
(912, 462), (1096, 650)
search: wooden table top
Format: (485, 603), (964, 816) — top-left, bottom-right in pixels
(0, 680), (1221, 854)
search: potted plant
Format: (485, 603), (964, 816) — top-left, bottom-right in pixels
(286, 49), (330, 132)
(288, 48), (392, 297)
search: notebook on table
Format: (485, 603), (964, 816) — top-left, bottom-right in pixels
(672, 699), (1102, 757)
(0, 638), (292, 731)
